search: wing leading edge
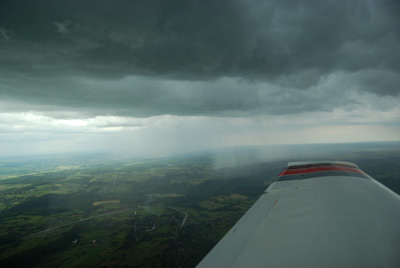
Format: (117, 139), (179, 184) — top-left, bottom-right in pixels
(197, 161), (400, 268)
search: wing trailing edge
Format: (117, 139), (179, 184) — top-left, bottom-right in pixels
(197, 161), (400, 268)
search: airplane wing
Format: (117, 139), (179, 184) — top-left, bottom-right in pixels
(196, 161), (400, 268)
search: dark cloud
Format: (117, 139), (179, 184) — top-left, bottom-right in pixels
(0, 0), (399, 118)
(0, 75), (360, 119)
(351, 69), (400, 96)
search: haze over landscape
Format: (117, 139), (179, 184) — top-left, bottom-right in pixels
(0, 0), (399, 157)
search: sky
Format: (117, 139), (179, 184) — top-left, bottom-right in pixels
(0, 0), (399, 157)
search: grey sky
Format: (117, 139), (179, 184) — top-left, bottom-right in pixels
(0, 0), (399, 156)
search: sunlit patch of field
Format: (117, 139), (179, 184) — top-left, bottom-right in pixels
(169, 177), (209, 185)
(93, 200), (120, 206)
(0, 173), (39, 180)
(0, 166), (79, 180)
(0, 183), (32, 190)
(55, 165), (80, 170)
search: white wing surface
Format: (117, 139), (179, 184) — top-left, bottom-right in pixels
(197, 161), (400, 268)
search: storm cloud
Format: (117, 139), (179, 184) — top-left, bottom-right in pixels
(1, 1), (399, 101)
(0, 0), (399, 156)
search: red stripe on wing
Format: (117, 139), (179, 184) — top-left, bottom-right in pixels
(279, 166), (366, 176)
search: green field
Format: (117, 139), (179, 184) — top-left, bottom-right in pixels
(0, 142), (399, 267)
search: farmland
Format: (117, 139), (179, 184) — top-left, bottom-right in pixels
(0, 142), (399, 267)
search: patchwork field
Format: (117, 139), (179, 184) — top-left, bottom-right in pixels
(0, 142), (399, 267)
